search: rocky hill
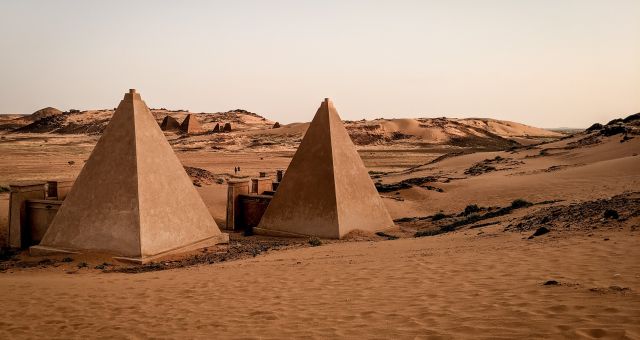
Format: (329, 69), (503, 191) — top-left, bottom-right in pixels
(7, 108), (274, 135)
(27, 107), (63, 121)
(0, 105), (583, 151)
(0, 107), (64, 131)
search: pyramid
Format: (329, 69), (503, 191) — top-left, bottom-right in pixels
(212, 123), (220, 133)
(160, 115), (180, 131)
(31, 89), (228, 263)
(180, 114), (203, 134)
(254, 98), (394, 239)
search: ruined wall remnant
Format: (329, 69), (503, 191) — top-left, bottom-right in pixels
(25, 199), (62, 246)
(252, 177), (272, 195)
(47, 180), (74, 200)
(8, 183), (46, 248)
(7, 181), (73, 249)
(226, 179), (250, 231)
(225, 175), (279, 232)
(239, 195), (272, 231)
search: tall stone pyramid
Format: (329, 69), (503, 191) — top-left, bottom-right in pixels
(31, 89), (228, 263)
(180, 114), (203, 134)
(254, 98), (394, 239)
(160, 115), (180, 131)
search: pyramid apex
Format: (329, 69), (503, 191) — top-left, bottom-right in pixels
(123, 89), (142, 101)
(321, 98), (335, 112)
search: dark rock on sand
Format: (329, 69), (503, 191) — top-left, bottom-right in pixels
(603, 209), (619, 219)
(528, 226), (550, 239)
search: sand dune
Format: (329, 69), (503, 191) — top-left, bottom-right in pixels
(458, 118), (561, 137)
(252, 117), (561, 147)
(373, 117), (560, 140)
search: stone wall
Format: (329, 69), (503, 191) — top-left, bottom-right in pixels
(0, 195), (9, 247)
(239, 194), (272, 231)
(25, 199), (62, 246)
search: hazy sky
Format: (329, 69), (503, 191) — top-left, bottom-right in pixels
(1, 1), (638, 127)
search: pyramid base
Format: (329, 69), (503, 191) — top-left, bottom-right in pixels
(29, 245), (80, 256)
(114, 233), (230, 264)
(253, 227), (331, 239)
(30, 233), (230, 264)
(253, 224), (396, 240)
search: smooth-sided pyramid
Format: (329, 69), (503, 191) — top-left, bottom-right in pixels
(160, 115), (180, 131)
(254, 98), (394, 239)
(180, 114), (203, 134)
(31, 89), (228, 262)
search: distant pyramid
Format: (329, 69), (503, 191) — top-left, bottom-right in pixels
(160, 115), (180, 131)
(31, 89), (228, 263)
(211, 123), (220, 133)
(255, 98), (394, 239)
(180, 114), (203, 134)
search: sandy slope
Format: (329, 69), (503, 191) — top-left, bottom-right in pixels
(0, 227), (638, 339)
(378, 135), (640, 216)
(458, 118), (561, 137)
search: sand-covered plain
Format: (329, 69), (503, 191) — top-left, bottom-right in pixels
(0, 227), (638, 339)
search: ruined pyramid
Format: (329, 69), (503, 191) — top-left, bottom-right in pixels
(254, 98), (394, 239)
(211, 123), (220, 133)
(31, 89), (228, 262)
(180, 114), (203, 134)
(160, 115), (180, 131)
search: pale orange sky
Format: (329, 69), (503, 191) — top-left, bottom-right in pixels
(0, 0), (638, 128)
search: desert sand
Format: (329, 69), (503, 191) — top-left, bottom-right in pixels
(0, 109), (638, 338)
(1, 227), (638, 339)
